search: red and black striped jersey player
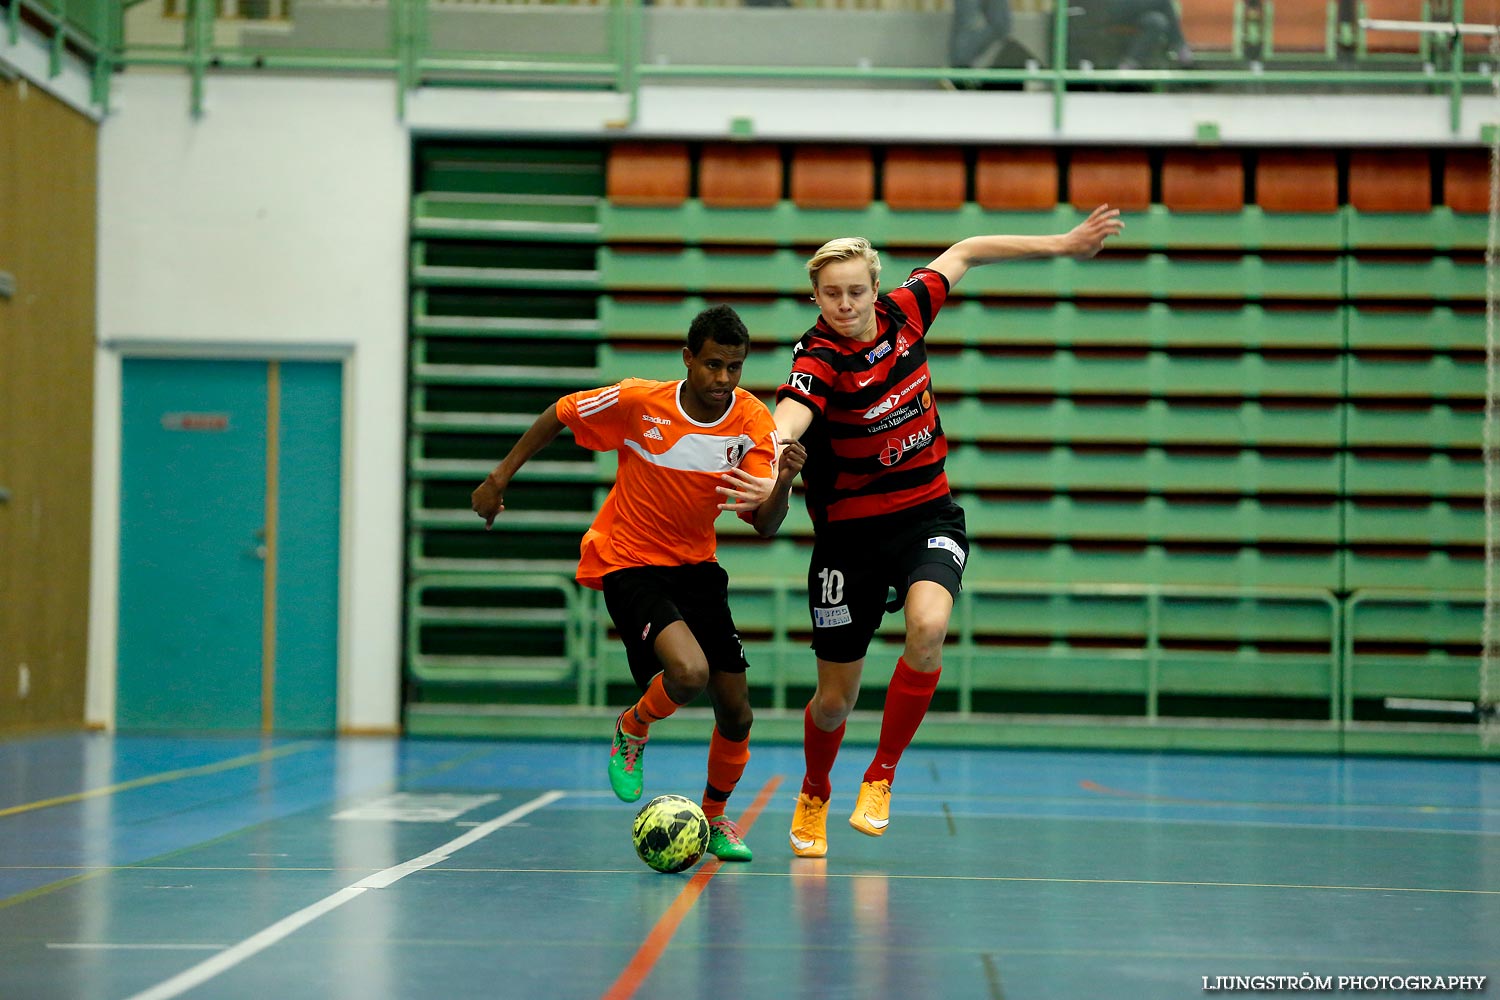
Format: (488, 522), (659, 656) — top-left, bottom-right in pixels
(771, 205), (1124, 858)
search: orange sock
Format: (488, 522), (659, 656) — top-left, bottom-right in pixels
(701, 727), (750, 821)
(621, 673), (679, 739)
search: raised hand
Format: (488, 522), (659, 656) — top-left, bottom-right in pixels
(1065, 204), (1125, 259)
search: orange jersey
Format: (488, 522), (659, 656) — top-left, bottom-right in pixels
(556, 378), (776, 589)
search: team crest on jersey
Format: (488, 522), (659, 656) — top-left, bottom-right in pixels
(895, 333), (910, 355)
(865, 341), (892, 364)
(724, 440), (746, 468)
(878, 427), (933, 466)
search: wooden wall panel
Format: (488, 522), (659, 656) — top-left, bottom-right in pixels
(0, 79), (97, 732)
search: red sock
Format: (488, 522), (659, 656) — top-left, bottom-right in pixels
(622, 673), (679, 739)
(702, 727), (750, 821)
(863, 657), (940, 785)
(800, 702), (845, 801)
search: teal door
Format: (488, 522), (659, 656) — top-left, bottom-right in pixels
(118, 358), (342, 733)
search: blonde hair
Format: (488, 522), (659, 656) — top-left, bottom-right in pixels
(805, 237), (881, 290)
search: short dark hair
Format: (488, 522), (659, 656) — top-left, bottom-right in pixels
(686, 304), (750, 355)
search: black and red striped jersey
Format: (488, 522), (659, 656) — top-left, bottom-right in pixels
(776, 267), (952, 525)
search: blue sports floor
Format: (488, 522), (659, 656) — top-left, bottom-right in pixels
(1, 730), (1497, 999)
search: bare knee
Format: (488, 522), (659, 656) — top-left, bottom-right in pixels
(903, 611), (950, 672)
(811, 687), (857, 727)
(660, 655), (709, 703)
(715, 709), (752, 743)
(713, 695), (753, 742)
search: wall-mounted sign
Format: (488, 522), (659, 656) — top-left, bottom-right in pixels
(161, 412), (231, 432)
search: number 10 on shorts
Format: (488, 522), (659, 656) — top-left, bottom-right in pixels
(814, 568), (853, 629)
(818, 568), (844, 604)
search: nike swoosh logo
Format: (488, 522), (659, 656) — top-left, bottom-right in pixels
(790, 834), (816, 850)
(863, 815), (889, 830)
(879, 763), (895, 769)
(856, 376), (876, 387)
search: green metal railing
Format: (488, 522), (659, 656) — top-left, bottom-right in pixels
(572, 577), (1344, 719)
(407, 573), (1495, 751)
(9, 0), (1497, 127)
(7, 0), (114, 105)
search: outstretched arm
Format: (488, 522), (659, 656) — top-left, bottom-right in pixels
(470, 403), (567, 529)
(773, 396), (816, 444)
(924, 203), (1124, 288)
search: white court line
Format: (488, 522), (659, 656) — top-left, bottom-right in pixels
(121, 790), (565, 1000)
(48, 944), (225, 951)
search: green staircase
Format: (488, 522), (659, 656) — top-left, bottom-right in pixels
(405, 143), (605, 715)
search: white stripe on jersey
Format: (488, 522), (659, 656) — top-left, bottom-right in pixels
(623, 432), (756, 473)
(576, 386), (620, 418)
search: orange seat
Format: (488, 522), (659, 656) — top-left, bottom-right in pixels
(1256, 151), (1339, 213)
(1444, 149), (1491, 215)
(1161, 150), (1245, 213)
(1349, 150), (1432, 213)
(1069, 149), (1150, 212)
(790, 146), (875, 210)
(605, 142), (690, 207)
(698, 144), (783, 209)
(1361, 0), (1425, 54)
(974, 148), (1058, 211)
(1461, 0), (1500, 53)
(1271, 1), (1328, 52)
(1180, 0), (1238, 51)
(883, 147), (966, 212)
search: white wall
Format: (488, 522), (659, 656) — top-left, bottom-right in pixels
(91, 72), (409, 732)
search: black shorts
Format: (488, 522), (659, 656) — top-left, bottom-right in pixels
(806, 499), (969, 663)
(601, 562), (749, 692)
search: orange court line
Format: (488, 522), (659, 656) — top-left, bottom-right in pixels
(601, 773), (784, 1000)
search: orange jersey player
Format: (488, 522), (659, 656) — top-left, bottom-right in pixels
(472, 304), (806, 863)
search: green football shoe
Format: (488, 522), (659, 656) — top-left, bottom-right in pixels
(608, 711), (647, 803)
(707, 816), (752, 862)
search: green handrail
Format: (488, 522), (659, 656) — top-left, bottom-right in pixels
(44, 0), (1488, 131)
(1340, 588), (1486, 726)
(614, 576), (1344, 724)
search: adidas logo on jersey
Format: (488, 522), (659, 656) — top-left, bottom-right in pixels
(643, 426), (665, 441)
